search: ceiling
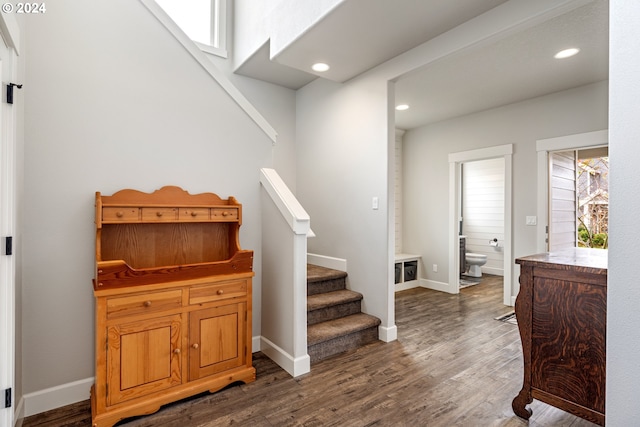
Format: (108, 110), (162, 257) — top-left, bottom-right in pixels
(235, 0), (609, 130)
(394, 0), (609, 129)
(236, 0), (509, 88)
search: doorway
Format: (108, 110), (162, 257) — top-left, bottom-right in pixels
(548, 147), (609, 251)
(536, 130), (609, 253)
(460, 157), (505, 287)
(449, 144), (513, 306)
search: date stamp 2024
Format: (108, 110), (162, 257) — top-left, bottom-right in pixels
(2, 2), (46, 14)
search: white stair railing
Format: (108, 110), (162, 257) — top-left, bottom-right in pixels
(259, 168), (311, 377)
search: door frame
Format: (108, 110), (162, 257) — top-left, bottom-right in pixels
(0, 11), (20, 427)
(449, 144), (513, 306)
(536, 130), (609, 253)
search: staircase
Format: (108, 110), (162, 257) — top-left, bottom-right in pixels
(307, 264), (381, 363)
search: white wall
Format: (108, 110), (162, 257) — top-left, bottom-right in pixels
(22, 0), (274, 402)
(607, 1), (640, 423)
(296, 76), (395, 339)
(394, 130), (404, 254)
(402, 81), (608, 295)
(462, 158), (504, 276)
(205, 52), (297, 191)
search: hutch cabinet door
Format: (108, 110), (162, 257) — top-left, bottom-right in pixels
(531, 276), (606, 414)
(106, 314), (182, 406)
(189, 302), (246, 380)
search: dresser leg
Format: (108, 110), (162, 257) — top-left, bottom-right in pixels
(512, 388), (532, 420)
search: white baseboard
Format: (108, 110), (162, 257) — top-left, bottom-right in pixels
(23, 377), (93, 417)
(260, 336), (310, 378)
(420, 278), (457, 294)
(482, 267), (504, 276)
(394, 280), (418, 292)
(21, 337), (263, 418)
(307, 253), (347, 271)
(378, 324), (397, 342)
(14, 396), (24, 427)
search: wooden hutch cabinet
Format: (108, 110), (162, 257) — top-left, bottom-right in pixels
(512, 248), (607, 426)
(91, 186), (255, 427)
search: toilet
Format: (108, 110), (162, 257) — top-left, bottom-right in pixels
(465, 253), (487, 277)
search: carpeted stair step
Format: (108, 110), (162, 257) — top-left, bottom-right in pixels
(307, 264), (347, 296)
(307, 313), (381, 363)
(307, 289), (363, 325)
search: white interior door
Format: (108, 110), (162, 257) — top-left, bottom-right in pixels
(548, 150), (577, 251)
(0, 57), (13, 426)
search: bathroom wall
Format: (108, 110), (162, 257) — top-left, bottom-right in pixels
(462, 158), (505, 276)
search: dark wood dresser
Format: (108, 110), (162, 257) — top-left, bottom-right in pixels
(512, 248), (607, 426)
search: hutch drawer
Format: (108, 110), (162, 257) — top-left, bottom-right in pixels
(189, 279), (248, 305)
(211, 208), (238, 221)
(141, 207), (178, 221)
(179, 208), (210, 221)
(106, 289), (183, 320)
(102, 207), (139, 222)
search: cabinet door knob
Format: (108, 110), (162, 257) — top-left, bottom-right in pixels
(173, 348), (181, 354)
(144, 301), (152, 307)
(217, 289), (224, 295)
(192, 343), (199, 349)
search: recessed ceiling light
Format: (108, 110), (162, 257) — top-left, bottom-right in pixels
(554, 48), (580, 59)
(395, 104), (410, 111)
(312, 63), (330, 72)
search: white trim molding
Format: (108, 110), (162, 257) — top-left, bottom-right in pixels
(0, 12), (20, 55)
(449, 144), (514, 306)
(306, 253), (347, 271)
(22, 378), (93, 418)
(260, 336), (310, 378)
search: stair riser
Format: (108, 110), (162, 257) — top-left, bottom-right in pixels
(308, 327), (379, 363)
(307, 278), (346, 296)
(307, 300), (361, 325)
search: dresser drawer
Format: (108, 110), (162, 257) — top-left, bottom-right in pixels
(141, 207), (178, 221)
(103, 207), (140, 222)
(107, 290), (183, 319)
(189, 280), (247, 305)
(211, 208), (238, 221)
(179, 208), (210, 221)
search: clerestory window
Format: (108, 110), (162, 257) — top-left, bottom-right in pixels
(155, 0), (227, 58)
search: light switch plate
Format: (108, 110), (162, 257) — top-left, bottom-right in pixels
(526, 216), (537, 226)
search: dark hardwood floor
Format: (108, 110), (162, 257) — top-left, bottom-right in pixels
(24, 276), (598, 426)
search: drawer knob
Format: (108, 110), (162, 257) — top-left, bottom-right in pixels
(222, 211), (229, 217)
(116, 211), (124, 218)
(191, 211), (198, 217)
(156, 211), (163, 217)
(174, 348), (181, 355)
(144, 301), (152, 307)
(217, 290), (224, 295)
(192, 343), (199, 349)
